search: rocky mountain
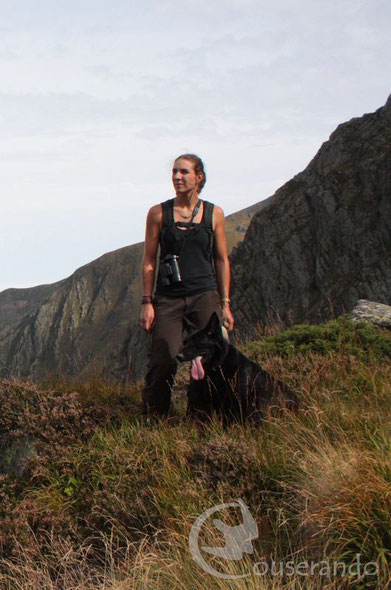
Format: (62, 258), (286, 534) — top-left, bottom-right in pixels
(1, 96), (390, 383)
(0, 201), (266, 382)
(231, 95), (391, 337)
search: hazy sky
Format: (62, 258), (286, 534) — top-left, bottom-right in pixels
(1, 0), (390, 292)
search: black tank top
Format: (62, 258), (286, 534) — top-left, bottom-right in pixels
(155, 198), (218, 296)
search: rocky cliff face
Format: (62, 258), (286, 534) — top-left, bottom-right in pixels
(0, 202), (266, 382)
(1, 97), (390, 382)
(230, 96), (391, 336)
(0, 243), (145, 382)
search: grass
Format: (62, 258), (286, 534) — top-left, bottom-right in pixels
(0, 318), (390, 589)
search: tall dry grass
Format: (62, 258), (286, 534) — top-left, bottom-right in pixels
(0, 319), (390, 589)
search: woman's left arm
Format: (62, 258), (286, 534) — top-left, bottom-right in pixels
(213, 206), (234, 331)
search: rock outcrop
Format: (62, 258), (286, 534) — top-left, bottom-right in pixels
(230, 95), (391, 336)
(350, 300), (391, 330)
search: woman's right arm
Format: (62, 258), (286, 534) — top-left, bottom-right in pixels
(140, 205), (162, 332)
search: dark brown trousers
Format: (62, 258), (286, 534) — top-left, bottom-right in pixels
(142, 289), (221, 416)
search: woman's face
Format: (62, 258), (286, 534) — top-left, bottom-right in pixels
(172, 158), (203, 195)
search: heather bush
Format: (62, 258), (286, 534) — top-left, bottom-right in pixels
(0, 379), (105, 449)
(0, 378), (139, 562)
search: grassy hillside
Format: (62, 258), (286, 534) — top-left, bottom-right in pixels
(0, 318), (390, 589)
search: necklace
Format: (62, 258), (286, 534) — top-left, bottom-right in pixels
(176, 210), (192, 219)
(175, 200), (199, 219)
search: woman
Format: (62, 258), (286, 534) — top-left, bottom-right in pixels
(140, 154), (234, 417)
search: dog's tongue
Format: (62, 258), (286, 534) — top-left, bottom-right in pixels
(191, 356), (205, 380)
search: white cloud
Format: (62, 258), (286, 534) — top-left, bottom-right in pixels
(0, 0), (390, 291)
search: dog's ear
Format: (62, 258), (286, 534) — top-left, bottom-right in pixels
(206, 312), (221, 335)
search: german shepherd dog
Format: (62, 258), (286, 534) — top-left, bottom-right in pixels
(177, 312), (299, 425)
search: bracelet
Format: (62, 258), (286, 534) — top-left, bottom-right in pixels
(141, 295), (153, 305)
(221, 297), (231, 305)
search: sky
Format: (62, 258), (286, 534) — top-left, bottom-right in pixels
(1, 0), (390, 293)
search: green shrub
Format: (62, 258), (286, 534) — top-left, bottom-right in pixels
(245, 318), (391, 361)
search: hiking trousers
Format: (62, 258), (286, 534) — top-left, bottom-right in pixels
(142, 289), (221, 416)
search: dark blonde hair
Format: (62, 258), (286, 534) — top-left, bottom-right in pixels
(174, 153), (206, 193)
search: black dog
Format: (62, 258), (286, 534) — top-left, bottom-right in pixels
(176, 312), (299, 425)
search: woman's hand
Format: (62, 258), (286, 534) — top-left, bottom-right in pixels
(140, 303), (155, 332)
(221, 303), (234, 331)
